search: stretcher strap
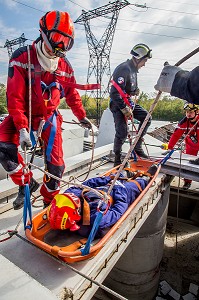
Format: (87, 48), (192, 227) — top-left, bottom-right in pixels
(58, 80), (100, 90)
(43, 111), (57, 162)
(23, 184), (32, 230)
(81, 211), (103, 256)
(127, 180), (143, 192)
(61, 238), (87, 252)
(30, 130), (36, 148)
(159, 149), (174, 165)
(51, 245), (61, 257)
(81, 189), (91, 225)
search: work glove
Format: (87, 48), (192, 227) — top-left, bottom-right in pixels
(154, 63), (182, 93)
(161, 143), (169, 150)
(19, 128), (32, 150)
(79, 117), (92, 129)
(121, 106), (132, 118)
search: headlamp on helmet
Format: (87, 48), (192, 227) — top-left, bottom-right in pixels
(130, 43), (152, 60)
(183, 102), (199, 111)
(47, 193), (81, 231)
(39, 10), (74, 57)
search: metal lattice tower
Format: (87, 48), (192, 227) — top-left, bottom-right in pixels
(75, 0), (130, 124)
(3, 33), (27, 58)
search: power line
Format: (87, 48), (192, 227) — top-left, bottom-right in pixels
(74, 0), (130, 125)
(10, 0), (45, 12)
(147, 0), (199, 7)
(75, 25), (199, 42)
(6, 0), (199, 37)
(9, 0), (199, 18)
(121, 14), (199, 32)
(75, 11), (199, 33)
(143, 4), (199, 16)
(67, 0), (88, 10)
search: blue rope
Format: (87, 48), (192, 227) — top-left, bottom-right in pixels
(30, 130), (36, 149)
(23, 184), (32, 230)
(131, 150), (137, 161)
(159, 149), (175, 166)
(81, 211), (103, 256)
(43, 112), (57, 162)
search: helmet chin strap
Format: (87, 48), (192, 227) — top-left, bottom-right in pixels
(132, 57), (139, 69)
(41, 41), (56, 59)
(40, 31), (54, 55)
(188, 112), (197, 121)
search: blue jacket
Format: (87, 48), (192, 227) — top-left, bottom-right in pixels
(65, 175), (148, 237)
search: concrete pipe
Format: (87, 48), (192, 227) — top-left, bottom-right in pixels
(104, 182), (170, 300)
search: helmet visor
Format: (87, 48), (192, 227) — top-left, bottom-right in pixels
(147, 49), (152, 59)
(49, 31), (73, 51)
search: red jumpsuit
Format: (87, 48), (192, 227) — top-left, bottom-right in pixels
(168, 115), (199, 184)
(0, 42), (86, 204)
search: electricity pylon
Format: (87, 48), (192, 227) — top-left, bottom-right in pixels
(75, 0), (130, 125)
(3, 33), (27, 58)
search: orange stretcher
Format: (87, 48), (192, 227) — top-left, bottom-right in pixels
(25, 159), (161, 263)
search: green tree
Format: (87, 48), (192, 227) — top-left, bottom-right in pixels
(138, 94), (184, 122)
(60, 91), (185, 123)
(0, 83), (7, 114)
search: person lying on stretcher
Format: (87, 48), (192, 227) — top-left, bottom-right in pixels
(47, 164), (158, 238)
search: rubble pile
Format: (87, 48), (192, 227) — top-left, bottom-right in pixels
(156, 280), (199, 300)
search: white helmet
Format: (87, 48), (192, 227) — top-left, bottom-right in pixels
(130, 43), (152, 60)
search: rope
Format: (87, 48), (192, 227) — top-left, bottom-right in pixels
(62, 119), (96, 182)
(107, 91), (162, 196)
(0, 214), (23, 242)
(175, 149), (183, 255)
(29, 162), (109, 203)
(27, 45), (32, 133)
(30, 158), (110, 208)
(14, 232), (128, 300)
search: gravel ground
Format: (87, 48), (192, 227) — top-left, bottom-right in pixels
(159, 217), (199, 296)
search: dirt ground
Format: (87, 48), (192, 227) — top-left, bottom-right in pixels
(159, 217), (199, 296)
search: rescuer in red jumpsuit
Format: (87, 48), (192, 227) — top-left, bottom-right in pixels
(162, 102), (199, 190)
(0, 11), (92, 209)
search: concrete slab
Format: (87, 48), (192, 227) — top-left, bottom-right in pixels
(0, 254), (58, 300)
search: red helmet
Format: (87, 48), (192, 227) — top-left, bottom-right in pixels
(47, 193), (81, 231)
(39, 11), (74, 57)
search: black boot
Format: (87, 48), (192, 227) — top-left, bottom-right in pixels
(147, 164), (158, 176)
(182, 181), (191, 190)
(114, 154), (122, 167)
(140, 164), (158, 183)
(189, 157), (199, 165)
(13, 178), (40, 210)
(134, 140), (148, 159)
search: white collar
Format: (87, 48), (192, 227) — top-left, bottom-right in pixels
(35, 40), (59, 72)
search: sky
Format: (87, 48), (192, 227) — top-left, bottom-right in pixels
(0, 0), (199, 96)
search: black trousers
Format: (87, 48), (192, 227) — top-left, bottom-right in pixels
(110, 103), (151, 155)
